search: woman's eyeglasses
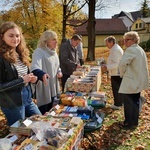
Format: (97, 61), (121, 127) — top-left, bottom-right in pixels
(124, 39), (132, 42)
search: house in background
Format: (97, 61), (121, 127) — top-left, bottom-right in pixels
(73, 11), (145, 47)
(112, 11), (141, 31)
(131, 17), (150, 42)
(75, 18), (128, 47)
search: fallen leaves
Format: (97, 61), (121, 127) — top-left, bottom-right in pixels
(135, 145), (146, 150)
(82, 50), (150, 149)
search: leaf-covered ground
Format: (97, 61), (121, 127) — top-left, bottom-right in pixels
(81, 49), (150, 150)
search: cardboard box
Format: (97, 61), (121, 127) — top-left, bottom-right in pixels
(65, 66), (101, 93)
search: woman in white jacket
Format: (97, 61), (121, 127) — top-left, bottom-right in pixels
(105, 36), (124, 110)
(118, 31), (149, 129)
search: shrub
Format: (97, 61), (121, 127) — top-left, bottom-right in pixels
(139, 41), (147, 51)
(146, 39), (150, 52)
(139, 40), (150, 52)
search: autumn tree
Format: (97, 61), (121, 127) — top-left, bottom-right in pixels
(86, 0), (96, 61)
(60, 0), (87, 39)
(58, 0), (119, 61)
(1, 0), (62, 38)
(1, 0), (119, 61)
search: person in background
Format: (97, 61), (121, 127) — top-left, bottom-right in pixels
(59, 34), (81, 93)
(104, 36), (124, 110)
(0, 21), (41, 126)
(76, 35), (84, 66)
(118, 31), (149, 129)
(31, 30), (62, 115)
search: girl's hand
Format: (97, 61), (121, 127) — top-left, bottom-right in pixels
(23, 73), (34, 83)
(30, 75), (38, 83)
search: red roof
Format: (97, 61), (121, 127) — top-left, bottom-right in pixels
(74, 18), (128, 35)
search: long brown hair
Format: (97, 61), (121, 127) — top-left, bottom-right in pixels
(0, 21), (30, 66)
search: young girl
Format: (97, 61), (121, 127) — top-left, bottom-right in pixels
(0, 21), (41, 126)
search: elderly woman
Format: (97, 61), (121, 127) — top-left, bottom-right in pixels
(31, 30), (62, 115)
(118, 31), (149, 129)
(105, 36), (124, 110)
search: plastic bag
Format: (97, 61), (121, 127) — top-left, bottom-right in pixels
(0, 138), (12, 150)
(29, 121), (70, 148)
(29, 121), (50, 141)
(45, 128), (70, 148)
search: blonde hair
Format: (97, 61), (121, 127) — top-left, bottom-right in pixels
(0, 21), (30, 66)
(124, 31), (140, 44)
(37, 30), (57, 48)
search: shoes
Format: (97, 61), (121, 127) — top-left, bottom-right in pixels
(109, 104), (122, 110)
(118, 121), (137, 130)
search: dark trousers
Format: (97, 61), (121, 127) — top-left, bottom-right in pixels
(79, 59), (84, 66)
(111, 76), (123, 106)
(61, 74), (70, 93)
(39, 102), (53, 115)
(122, 93), (140, 126)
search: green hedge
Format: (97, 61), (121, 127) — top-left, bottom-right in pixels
(140, 39), (150, 52)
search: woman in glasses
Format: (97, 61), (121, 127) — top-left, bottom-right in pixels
(118, 31), (149, 129)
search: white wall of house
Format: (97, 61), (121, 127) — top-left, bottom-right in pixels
(118, 17), (133, 31)
(139, 34), (150, 43)
(82, 35), (124, 48)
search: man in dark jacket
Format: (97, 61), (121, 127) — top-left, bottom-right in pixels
(59, 34), (81, 92)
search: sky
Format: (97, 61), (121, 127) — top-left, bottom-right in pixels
(0, 0), (145, 19)
(93, 0), (143, 18)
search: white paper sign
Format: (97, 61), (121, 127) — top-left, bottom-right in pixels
(55, 104), (60, 110)
(23, 119), (32, 127)
(68, 129), (74, 135)
(50, 111), (56, 116)
(97, 117), (102, 124)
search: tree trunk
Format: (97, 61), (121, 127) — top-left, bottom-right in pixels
(62, 2), (67, 39)
(86, 0), (96, 61)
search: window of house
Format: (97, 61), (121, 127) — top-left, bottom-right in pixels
(136, 23), (138, 28)
(139, 23), (142, 28)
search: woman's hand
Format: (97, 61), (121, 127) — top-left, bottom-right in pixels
(42, 73), (50, 85)
(76, 64), (81, 68)
(30, 75), (38, 83)
(57, 72), (63, 78)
